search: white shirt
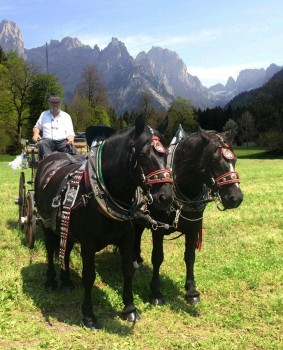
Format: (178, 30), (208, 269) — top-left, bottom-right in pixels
(34, 110), (75, 140)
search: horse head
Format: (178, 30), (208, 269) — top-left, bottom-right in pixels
(200, 128), (243, 209)
(129, 115), (173, 210)
(101, 115), (173, 212)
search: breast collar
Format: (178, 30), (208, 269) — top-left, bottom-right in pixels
(87, 142), (149, 221)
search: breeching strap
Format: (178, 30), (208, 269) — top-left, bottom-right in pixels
(59, 165), (85, 270)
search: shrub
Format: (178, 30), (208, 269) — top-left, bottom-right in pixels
(258, 131), (283, 155)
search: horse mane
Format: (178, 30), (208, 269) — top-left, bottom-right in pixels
(174, 129), (233, 192)
(100, 124), (154, 202)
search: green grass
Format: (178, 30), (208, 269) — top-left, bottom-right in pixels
(0, 154), (15, 162)
(0, 150), (282, 349)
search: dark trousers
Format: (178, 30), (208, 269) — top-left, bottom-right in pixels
(38, 138), (76, 160)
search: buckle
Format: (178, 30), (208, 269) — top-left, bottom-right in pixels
(52, 196), (61, 208)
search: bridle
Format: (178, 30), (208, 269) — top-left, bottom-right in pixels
(165, 134), (241, 225)
(130, 131), (173, 204)
(208, 138), (240, 189)
(207, 136), (240, 211)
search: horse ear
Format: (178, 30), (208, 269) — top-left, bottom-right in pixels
(157, 115), (168, 135)
(134, 115), (145, 138)
(199, 127), (211, 145)
(222, 129), (236, 143)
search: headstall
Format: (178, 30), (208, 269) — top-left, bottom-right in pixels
(210, 143), (240, 189)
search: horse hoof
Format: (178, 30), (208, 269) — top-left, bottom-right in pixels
(121, 305), (140, 322)
(122, 311), (140, 322)
(185, 295), (200, 305)
(83, 316), (99, 330)
(150, 297), (165, 306)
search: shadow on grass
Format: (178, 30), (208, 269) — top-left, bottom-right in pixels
(238, 152), (283, 159)
(235, 148), (283, 159)
(6, 219), (18, 230)
(21, 261), (136, 335)
(21, 246), (199, 334)
(96, 250), (200, 318)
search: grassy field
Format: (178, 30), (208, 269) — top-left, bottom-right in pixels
(0, 150), (282, 349)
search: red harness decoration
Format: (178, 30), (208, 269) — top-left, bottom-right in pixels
(145, 168), (173, 185)
(213, 146), (240, 187)
(151, 136), (167, 153)
(221, 147), (235, 160)
(214, 171), (240, 187)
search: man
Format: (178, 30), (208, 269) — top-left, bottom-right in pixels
(33, 93), (76, 160)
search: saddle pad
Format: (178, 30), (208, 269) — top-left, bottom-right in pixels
(35, 152), (85, 220)
(39, 152), (84, 189)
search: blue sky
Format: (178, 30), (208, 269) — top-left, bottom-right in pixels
(1, 0), (282, 87)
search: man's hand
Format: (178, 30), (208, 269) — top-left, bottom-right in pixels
(33, 135), (41, 143)
(67, 137), (74, 145)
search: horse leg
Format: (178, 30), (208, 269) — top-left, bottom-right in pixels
(60, 239), (75, 292)
(81, 245), (98, 330)
(119, 238), (140, 322)
(150, 231), (165, 305)
(44, 228), (58, 291)
(133, 224), (144, 270)
(184, 231), (200, 304)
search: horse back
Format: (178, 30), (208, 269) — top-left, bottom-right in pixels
(35, 152), (85, 220)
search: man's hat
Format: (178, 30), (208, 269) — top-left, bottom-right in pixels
(47, 93), (62, 102)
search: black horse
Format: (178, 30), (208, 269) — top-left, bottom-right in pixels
(34, 116), (173, 329)
(133, 127), (244, 305)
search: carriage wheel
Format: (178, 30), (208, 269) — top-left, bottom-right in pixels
(23, 191), (37, 249)
(18, 172), (26, 230)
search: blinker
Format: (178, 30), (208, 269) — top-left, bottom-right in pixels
(221, 147), (235, 160)
(152, 136), (166, 153)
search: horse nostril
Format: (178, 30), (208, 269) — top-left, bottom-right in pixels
(229, 195), (243, 208)
(159, 194), (167, 203)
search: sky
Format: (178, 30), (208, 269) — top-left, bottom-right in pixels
(1, 0), (282, 87)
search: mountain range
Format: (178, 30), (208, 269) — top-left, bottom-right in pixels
(0, 19), (281, 114)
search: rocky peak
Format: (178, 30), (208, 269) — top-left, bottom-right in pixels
(100, 37), (133, 69)
(61, 36), (87, 49)
(236, 68), (266, 91)
(142, 46), (185, 76)
(209, 83), (226, 93)
(265, 63), (281, 81)
(0, 19), (25, 58)
(225, 76), (236, 91)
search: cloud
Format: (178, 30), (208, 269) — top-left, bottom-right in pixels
(78, 28), (222, 57)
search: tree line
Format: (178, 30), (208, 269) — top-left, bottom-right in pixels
(0, 46), (282, 154)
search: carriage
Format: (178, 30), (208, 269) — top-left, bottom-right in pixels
(14, 134), (89, 249)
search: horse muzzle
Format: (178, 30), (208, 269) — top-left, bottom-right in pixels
(219, 186), (244, 209)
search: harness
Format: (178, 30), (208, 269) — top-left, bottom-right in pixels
(54, 133), (173, 269)
(159, 133), (241, 241)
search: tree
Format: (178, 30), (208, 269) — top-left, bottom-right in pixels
(0, 45), (8, 65)
(28, 73), (64, 137)
(136, 92), (155, 121)
(223, 118), (238, 144)
(70, 93), (92, 132)
(5, 52), (38, 144)
(91, 105), (110, 126)
(77, 64), (109, 109)
(0, 63), (15, 152)
(239, 111), (255, 148)
(167, 97), (198, 141)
